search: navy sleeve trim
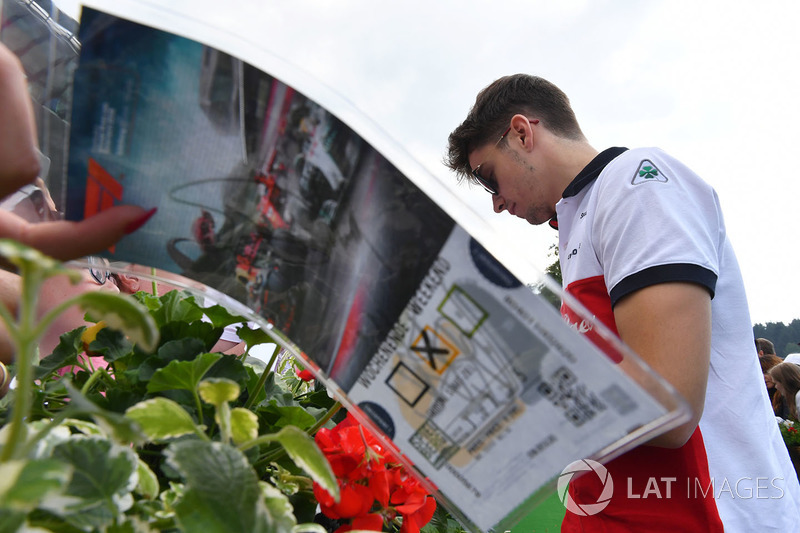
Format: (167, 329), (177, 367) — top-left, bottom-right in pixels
(609, 263), (717, 308)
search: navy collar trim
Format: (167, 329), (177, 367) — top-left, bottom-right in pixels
(561, 147), (628, 198)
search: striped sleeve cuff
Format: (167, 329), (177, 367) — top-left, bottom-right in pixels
(609, 263), (717, 308)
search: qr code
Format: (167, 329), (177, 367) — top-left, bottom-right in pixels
(600, 383), (637, 416)
(537, 366), (606, 427)
(409, 420), (458, 469)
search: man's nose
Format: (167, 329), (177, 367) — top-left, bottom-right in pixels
(492, 194), (505, 213)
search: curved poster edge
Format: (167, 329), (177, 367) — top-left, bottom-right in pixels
(62, 7), (689, 532)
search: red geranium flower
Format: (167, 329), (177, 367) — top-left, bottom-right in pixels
(334, 512), (385, 533)
(315, 481), (373, 519)
(314, 412), (437, 532)
(296, 368), (314, 381)
(399, 496), (436, 533)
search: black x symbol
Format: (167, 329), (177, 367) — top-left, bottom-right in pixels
(410, 329), (449, 370)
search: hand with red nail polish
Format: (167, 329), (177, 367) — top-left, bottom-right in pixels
(0, 44), (157, 261)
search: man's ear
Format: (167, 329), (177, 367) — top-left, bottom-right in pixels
(114, 273), (141, 294)
(510, 114), (537, 149)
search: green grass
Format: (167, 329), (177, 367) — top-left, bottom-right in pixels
(510, 491), (565, 532)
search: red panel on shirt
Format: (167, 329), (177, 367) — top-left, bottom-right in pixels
(560, 275), (723, 531)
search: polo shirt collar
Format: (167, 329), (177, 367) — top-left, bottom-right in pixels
(548, 147), (628, 230)
(561, 146), (629, 198)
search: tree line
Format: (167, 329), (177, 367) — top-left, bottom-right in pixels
(540, 249), (798, 357)
(753, 320), (800, 358)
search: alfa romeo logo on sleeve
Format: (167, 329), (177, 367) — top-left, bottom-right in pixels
(631, 159), (668, 185)
(557, 459), (614, 516)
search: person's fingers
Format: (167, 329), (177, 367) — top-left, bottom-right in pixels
(0, 205), (157, 261)
(0, 44), (40, 198)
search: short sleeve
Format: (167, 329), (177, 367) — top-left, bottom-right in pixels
(592, 148), (721, 306)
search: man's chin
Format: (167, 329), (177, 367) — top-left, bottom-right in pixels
(523, 214), (546, 226)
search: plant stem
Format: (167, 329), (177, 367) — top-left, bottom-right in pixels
(243, 344), (281, 410)
(263, 344), (282, 376)
(81, 367), (109, 395)
(217, 401), (231, 445)
(19, 409), (71, 459)
(307, 401), (342, 436)
(0, 268), (43, 462)
(250, 401), (341, 467)
(150, 267), (158, 295)
(193, 390), (204, 426)
(30, 294), (94, 343)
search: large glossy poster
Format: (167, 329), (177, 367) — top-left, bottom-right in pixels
(65, 8), (686, 531)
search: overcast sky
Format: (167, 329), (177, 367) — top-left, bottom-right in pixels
(57, 0), (800, 325)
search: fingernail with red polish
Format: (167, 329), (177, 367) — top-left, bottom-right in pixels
(124, 207), (157, 234)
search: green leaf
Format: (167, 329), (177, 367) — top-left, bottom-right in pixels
(258, 426), (338, 500)
(198, 378), (240, 406)
(161, 321), (224, 351)
(0, 239), (73, 277)
(230, 408), (259, 445)
(63, 418), (102, 437)
(262, 372), (296, 406)
(301, 389), (339, 411)
(260, 481), (296, 533)
(268, 462), (302, 495)
(137, 337), (206, 382)
(135, 457), (160, 500)
(52, 437), (138, 499)
(0, 459), (71, 511)
(61, 381), (145, 445)
(152, 290), (205, 326)
(236, 325), (276, 348)
(204, 353), (249, 385)
(126, 398), (201, 442)
(165, 440), (273, 533)
(244, 365), (269, 406)
(74, 292), (159, 352)
(147, 352), (222, 394)
(106, 517), (152, 532)
(157, 337), (207, 363)
(262, 404), (317, 430)
(201, 303), (248, 329)
(292, 524), (328, 533)
(35, 328), (84, 378)
(44, 436), (138, 529)
(0, 509), (25, 533)
(88, 326), (135, 362)
(133, 291), (162, 313)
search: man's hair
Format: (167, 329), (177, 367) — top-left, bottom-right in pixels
(445, 74), (585, 181)
(756, 337), (776, 355)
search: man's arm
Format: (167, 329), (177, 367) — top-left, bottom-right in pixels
(0, 44), (40, 195)
(613, 281), (712, 448)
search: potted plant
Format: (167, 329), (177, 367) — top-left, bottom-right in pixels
(778, 419), (800, 482)
(0, 240), (464, 533)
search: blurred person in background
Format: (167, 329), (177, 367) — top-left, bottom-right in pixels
(770, 362), (800, 422)
(755, 337), (776, 357)
(761, 353), (790, 418)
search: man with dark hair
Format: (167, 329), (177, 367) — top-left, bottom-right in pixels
(446, 74), (800, 531)
(756, 337), (776, 356)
